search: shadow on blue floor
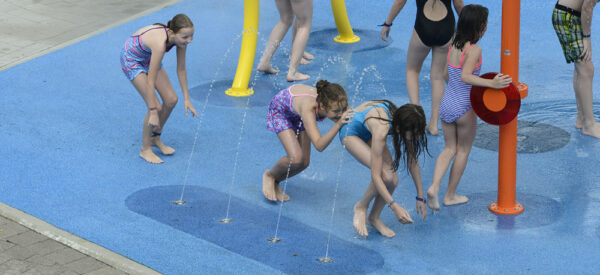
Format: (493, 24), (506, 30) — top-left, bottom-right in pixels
(447, 192), (565, 230)
(125, 185), (384, 274)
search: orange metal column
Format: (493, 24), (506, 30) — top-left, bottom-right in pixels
(489, 0), (524, 215)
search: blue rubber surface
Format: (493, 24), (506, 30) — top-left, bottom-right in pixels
(1, 0), (600, 274)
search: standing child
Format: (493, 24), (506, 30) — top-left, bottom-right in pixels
(340, 100), (429, 238)
(120, 14), (199, 164)
(257, 0), (314, 81)
(380, 0), (464, 135)
(427, 5), (512, 210)
(263, 80), (354, 201)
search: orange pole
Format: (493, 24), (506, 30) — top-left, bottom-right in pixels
(489, 0), (525, 215)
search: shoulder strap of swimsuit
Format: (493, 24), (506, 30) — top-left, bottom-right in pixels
(460, 44), (477, 67)
(136, 26), (166, 37)
(289, 85), (318, 98)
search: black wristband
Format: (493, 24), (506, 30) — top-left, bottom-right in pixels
(378, 21), (392, 27)
(416, 196), (426, 204)
(583, 33), (591, 38)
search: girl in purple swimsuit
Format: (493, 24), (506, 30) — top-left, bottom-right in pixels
(427, 5), (512, 211)
(263, 80), (354, 202)
(120, 14), (198, 164)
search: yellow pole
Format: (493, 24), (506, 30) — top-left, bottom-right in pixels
(226, 0), (258, 97)
(331, 0), (360, 43)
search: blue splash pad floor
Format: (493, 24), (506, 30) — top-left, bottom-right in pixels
(1, 0), (600, 274)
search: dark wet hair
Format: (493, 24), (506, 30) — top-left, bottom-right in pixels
(452, 4), (489, 50)
(315, 80), (348, 110)
(366, 101), (429, 171)
(155, 14), (194, 33)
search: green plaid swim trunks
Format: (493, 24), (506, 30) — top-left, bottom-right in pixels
(552, 3), (584, 63)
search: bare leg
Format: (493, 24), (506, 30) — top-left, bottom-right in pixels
(152, 68), (178, 155)
(405, 30), (432, 105)
(257, 0), (293, 74)
(574, 61), (600, 137)
(131, 73), (163, 164)
(427, 41), (451, 135)
(263, 130), (309, 201)
(443, 110), (477, 206)
(366, 145), (398, 238)
(286, 0), (313, 82)
(291, 19), (314, 64)
(343, 136), (375, 236)
(428, 120), (457, 210)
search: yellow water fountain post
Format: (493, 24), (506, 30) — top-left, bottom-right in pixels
(331, 0), (360, 43)
(225, 0), (258, 97)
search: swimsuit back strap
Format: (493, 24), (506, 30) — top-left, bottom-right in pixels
(135, 26), (166, 37)
(460, 44), (481, 68)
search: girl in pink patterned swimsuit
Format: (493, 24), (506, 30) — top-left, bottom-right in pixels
(120, 14), (198, 164)
(427, 5), (512, 210)
(263, 80), (354, 202)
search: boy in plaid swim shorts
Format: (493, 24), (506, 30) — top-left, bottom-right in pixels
(552, 0), (600, 138)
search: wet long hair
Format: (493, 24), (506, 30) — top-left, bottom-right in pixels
(155, 14), (194, 33)
(452, 4), (489, 50)
(365, 100), (429, 171)
(315, 80), (348, 110)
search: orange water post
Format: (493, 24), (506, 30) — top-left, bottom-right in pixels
(488, 0), (528, 215)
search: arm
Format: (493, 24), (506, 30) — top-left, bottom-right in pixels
(453, 0), (464, 16)
(580, 0), (597, 62)
(301, 105), (352, 152)
(408, 155), (427, 220)
(380, 0), (408, 41)
(175, 46), (198, 117)
(143, 35), (166, 127)
(369, 122), (414, 223)
(369, 128), (394, 204)
(460, 45), (512, 89)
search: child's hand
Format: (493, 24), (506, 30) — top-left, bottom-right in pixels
(391, 203), (413, 224)
(380, 26), (391, 41)
(336, 109), (355, 126)
(416, 200), (427, 221)
(490, 73), (512, 89)
(185, 100), (199, 117)
(148, 111), (160, 128)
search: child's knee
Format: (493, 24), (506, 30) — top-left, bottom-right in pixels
(164, 95), (178, 108)
(382, 171), (397, 187)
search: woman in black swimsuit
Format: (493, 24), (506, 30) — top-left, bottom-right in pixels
(381, 0), (463, 135)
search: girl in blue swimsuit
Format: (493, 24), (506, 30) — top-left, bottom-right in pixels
(427, 5), (512, 211)
(120, 14), (198, 164)
(340, 100), (428, 238)
(381, 0), (464, 135)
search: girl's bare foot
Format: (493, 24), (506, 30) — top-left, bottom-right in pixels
(426, 186), (440, 211)
(367, 217), (395, 238)
(152, 138), (175, 155)
(443, 194), (469, 206)
(575, 114), (583, 129)
(274, 182), (290, 201)
(426, 124), (439, 136)
(262, 170), (277, 201)
(257, 63), (280, 74)
(353, 203), (368, 237)
(286, 72), (310, 82)
(300, 58), (311, 65)
(303, 51), (314, 60)
(581, 122), (600, 138)
(139, 148), (163, 164)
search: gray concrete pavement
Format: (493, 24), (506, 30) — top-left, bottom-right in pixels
(0, 0), (184, 274)
(0, 0), (181, 71)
